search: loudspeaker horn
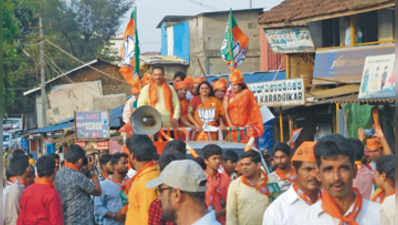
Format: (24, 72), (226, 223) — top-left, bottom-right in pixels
(130, 106), (162, 135)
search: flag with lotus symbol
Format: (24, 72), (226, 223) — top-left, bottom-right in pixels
(120, 8), (140, 86)
(220, 9), (249, 69)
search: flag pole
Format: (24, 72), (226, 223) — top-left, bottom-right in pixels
(228, 9), (235, 70)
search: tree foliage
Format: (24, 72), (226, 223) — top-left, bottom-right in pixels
(1, 0), (134, 116)
(42, 0), (133, 61)
(0, 0), (37, 115)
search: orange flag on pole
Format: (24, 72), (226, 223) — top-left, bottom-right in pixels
(220, 9), (249, 69)
(120, 7), (140, 89)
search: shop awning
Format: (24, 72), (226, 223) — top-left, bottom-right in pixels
(309, 85), (360, 100)
(26, 103), (125, 135)
(326, 94), (395, 104)
(27, 122), (74, 134)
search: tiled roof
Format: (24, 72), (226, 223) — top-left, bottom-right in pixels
(258, 0), (394, 26)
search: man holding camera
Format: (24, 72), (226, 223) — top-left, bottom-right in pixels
(55, 144), (102, 225)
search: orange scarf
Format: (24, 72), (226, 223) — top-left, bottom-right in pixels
(101, 171), (109, 180)
(35, 177), (54, 186)
(9, 177), (25, 185)
(65, 161), (80, 172)
(149, 81), (173, 118)
(293, 182), (318, 205)
(275, 168), (295, 183)
(241, 170), (270, 196)
(180, 98), (189, 118)
(107, 176), (124, 185)
(321, 188), (362, 225)
(372, 189), (395, 203)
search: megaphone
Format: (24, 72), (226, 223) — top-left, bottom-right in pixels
(130, 106), (162, 135)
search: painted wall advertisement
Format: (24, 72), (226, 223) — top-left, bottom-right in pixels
(359, 54), (396, 99)
(75, 111), (110, 139)
(264, 27), (315, 53)
(248, 79), (305, 107)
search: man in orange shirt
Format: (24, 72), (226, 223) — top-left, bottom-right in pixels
(125, 135), (160, 225)
(212, 78), (228, 102)
(202, 144), (230, 225)
(175, 81), (192, 128)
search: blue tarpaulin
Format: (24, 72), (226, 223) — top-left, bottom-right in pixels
(206, 71), (286, 84)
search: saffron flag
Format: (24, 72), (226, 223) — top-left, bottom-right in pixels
(120, 8), (140, 87)
(220, 9), (249, 68)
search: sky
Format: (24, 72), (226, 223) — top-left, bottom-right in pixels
(118, 0), (285, 52)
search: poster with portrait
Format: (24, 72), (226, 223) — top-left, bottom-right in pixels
(359, 54), (395, 99)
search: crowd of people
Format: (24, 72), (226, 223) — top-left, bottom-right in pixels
(2, 67), (395, 225)
(2, 131), (395, 225)
(122, 66), (264, 142)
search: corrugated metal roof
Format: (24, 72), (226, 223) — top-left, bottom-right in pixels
(258, 0), (394, 27)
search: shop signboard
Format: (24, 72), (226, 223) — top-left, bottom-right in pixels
(359, 54), (395, 99)
(248, 79), (305, 107)
(264, 27), (315, 53)
(75, 111), (110, 139)
(75, 141), (87, 148)
(95, 140), (109, 150)
(313, 44), (394, 84)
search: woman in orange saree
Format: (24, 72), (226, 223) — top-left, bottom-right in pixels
(224, 69), (264, 143)
(188, 81), (225, 141)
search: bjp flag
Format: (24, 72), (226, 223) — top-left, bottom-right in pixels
(120, 8), (140, 88)
(220, 9), (249, 69)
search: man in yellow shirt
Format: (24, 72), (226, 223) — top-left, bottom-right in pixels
(125, 135), (160, 225)
(138, 66), (181, 127)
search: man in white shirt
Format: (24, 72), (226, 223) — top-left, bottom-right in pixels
(137, 66), (181, 128)
(262, 141), (320, 225)
(299, 134), (380, 225)
(268, 143), (294, 193)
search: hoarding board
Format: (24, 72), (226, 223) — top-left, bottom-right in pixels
(264, 27), (315, 53)
(75, 111), (110, 139)
(359, 54), (395, 99)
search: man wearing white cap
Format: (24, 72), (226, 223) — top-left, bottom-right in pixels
(147, 160), (221, 225)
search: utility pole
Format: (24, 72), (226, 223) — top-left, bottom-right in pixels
(394, 0), (398, 180)
(249, 0), (253, 8)
(39, 16), (47, 157)
(39, 16), (47, 128)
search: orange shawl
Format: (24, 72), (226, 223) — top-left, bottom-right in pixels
(180, 98), (189, 119)
(149, 81), (174, 118)
(371, 189), (395, 204)
(241, 169), (270, 196)
(293, 182), (318, 205)
(35, 177), (54, 186)
(321, 188), (362, 225)
(227, 89), (264, 137)
(275, 168), (295, 183)
(65, 161), (80, 172)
